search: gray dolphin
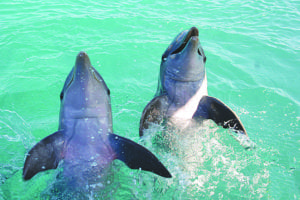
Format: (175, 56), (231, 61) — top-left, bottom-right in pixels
(23, 52), (171, 188)
(139, 27), (247, 138)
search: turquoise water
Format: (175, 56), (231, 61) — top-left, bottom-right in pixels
(0, 0), (299, 199)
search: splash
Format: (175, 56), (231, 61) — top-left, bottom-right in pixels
(0, 109), (33, 185)
(137, 119), (272, 199)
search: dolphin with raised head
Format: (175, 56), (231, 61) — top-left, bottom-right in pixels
(139, 27), (247, 138)
(23, 52), (171, 192)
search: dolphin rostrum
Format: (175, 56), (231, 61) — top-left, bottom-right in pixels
(23, 52), (171, 190)
(139, 27), (247, 138)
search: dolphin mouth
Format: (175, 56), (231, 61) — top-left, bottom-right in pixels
(171, 27), (200, 55)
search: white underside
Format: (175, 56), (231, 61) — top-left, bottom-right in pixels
(171, 74), (208, 120)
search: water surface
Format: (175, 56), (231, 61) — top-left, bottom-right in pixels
(0, 0), (299, 199)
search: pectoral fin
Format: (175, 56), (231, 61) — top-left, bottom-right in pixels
(23, 131), (65, 180)
(108, 133), (172, 178)
(194, 96), (247, 135)
(139, 95), (169, 136)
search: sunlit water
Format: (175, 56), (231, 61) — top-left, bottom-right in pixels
(0, 0), (299, 199)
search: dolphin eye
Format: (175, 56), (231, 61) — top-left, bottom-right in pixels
(60, 91), (64, 100)
(198, 48), (202, 56)
(198, 47), (207, 63)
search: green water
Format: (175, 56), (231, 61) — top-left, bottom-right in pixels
(0, 0), (299, 199)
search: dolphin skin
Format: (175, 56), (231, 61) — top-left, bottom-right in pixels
(139, 27), (247, 138)
(23, 52), (171, 192)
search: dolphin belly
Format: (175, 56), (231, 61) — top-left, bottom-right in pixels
(171, 75), (208, 119)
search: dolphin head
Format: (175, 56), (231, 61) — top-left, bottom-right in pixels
(59, 52), (112, 129)
(159, 27), (206, 87)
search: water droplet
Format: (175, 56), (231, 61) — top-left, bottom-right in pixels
(41, 166), (46, 169)
(85, 98), (88, 101)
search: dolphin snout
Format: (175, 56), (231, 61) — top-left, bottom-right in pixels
(77, 51), (89, 60)
(189, 27), (199, 37)
(188, 27), (199, 48)
(75, 51), (91, 69)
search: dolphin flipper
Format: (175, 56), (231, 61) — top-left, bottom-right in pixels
(23, 131), (65, 180)
(108, 133), (172, 178)
(194, 96), (247, 135)
(139, 95), (169, 136)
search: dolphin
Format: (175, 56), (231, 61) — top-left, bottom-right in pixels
(23, 52), (171, 191)
(139, 27), (247, 138)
